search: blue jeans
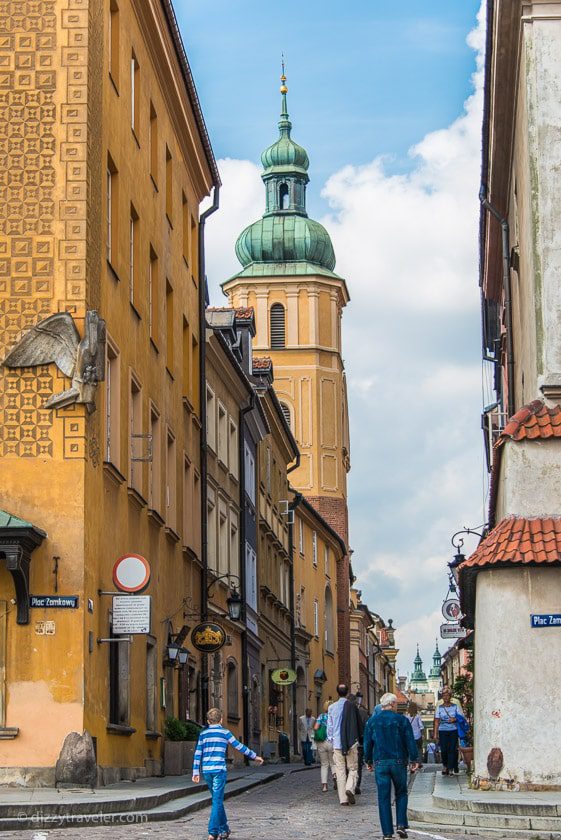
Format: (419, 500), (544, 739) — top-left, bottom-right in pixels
(374, 759), (408, 837)
(203, 770), (229, 837)
(301, 738), (313, 765)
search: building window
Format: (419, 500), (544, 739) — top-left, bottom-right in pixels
(191, 335), (199, 411)
(106, 155), (118, 266)
(192, 470), (201, 556)
(207, 492), (217, 572)
(299, 586), (306, 627)
(182, 192), (190, 266)
(149, 404), (161, 511)
(314, 599), (319, 637)
(312, 531), (318, 567)
(270, 303), (286, 349)
(265, 446), (271, 494)
(218, 402), (227, 465)
(324, 544), (330, 576)
(165, 279), (174, 372)
(149, 245), (158, 343)
(325, 586), (334, 652)
(129, 204), (138, 306)
(218, 503), (228, 575)
(146, 636), (157, 732)
(109, 0), (119, 88)
(182, 317), (190, 397)
(109, 614), (129, 725)
(299, 518), (304, 555)
(166, 429), (176, 531)
(279, 182), (289, 210)
(165, 144), (173, 224)
(183, 456), (191, 544)
(227, 659), (239, 720)
(191, 215), (198, 283)
(244, 441), (255, 504)
(230, 512), (239, 578)
(206, 386), (216, 452)
(129, 373), (142, 494)
(279, 401), (292, 430)
(130, 51), (139, 136)
(149, 101), (157, 185)
(105, 338), (120, 466)
(229, 420), (238, 479)
(245, 543), (257, 612)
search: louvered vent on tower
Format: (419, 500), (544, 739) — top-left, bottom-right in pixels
(270, 303), (286, 349)
(279, 401), (292, 429)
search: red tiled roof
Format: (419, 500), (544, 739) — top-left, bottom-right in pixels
(234, 307), (254, 321)
(501, 399), (561, 441)
(252, 356), (272, 372)
(460, 516), (561, 570)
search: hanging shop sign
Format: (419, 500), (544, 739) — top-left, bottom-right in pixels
(271, 668), (297, 686)
(112, 595), (151, 634)
(440, 622), (467, 639)
(531, 613), (561, 628)
(30, 595), (79, 609)
(112, 554), (151, 593)
(441, 598), (461, 622)
(191, 622), (227, 653)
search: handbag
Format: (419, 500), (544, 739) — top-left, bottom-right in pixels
(314, 718), (327, 742)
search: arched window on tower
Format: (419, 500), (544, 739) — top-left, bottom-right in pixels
(279, 183), (289, 210)
(279, 401), (292, 430)
(270, 303), (286, 349)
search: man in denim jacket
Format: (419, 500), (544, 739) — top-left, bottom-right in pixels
(364, 692), (420, 840)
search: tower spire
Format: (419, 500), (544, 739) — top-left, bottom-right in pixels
(279, 56), (291, 136)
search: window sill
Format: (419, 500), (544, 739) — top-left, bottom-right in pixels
(107, 724), (136, 736)
(166, 213), (173, 230)
(145, 730), (161, 740)
(165, 526), (180, 544)
(0, 727), (19, 740)
(103, 461), (126, 487)
(182, 395), (194, 415)
(150, 337), (159, 354)
(107, 259), (121, 283)
(109, 73), (119, 96)
(324, 649), (335, 659)
(148, 507), (165, 528)
(150, 174), (158, 192)
(131, 127), (140, 148)
(166, 367), (174, 382)
(128, 486), (147, 510)
(130, 301), (142, 321)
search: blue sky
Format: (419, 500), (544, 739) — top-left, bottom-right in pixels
(177, 1), (486, 678)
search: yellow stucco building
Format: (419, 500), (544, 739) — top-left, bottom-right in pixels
(0, 0), (217, 783)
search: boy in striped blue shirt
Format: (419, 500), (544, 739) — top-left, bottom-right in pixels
(192, 707), (264, 840)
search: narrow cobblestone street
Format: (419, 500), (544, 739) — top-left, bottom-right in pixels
(9, 768), (538, 840)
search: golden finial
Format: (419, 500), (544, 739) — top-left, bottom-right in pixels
(280, 54), (288, 94)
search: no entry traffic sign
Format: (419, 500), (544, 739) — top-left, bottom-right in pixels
(112, 554), (151, 593)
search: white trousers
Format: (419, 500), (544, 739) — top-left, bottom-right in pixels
(316, 739), (336, 784)
(333, 743), (358, 803)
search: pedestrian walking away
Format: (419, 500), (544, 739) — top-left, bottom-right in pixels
(406, 701), (424, 763)
(192, 707), (264, 840)
(434, 686), (462, 775)
(364, 691), (420, 840)
(426, 740), (437, 764)
(353, 691), (370, 794)
(314, 699), (336, 791)
(298, 707), (316, 766)
(327, 683), (364, 806)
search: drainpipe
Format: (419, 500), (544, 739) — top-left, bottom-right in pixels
(288, 491), (303, 753)
(198, 184), (220, 719)
(479, 186), (516, 419)
(239, 395), (255, 751)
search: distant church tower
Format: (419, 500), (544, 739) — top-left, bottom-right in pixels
(428, 640), (442, 701)
(409, 645), (430, 694)
(223, 69), (352, 680)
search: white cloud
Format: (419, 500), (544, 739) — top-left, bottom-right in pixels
(204, 3), (487, 680)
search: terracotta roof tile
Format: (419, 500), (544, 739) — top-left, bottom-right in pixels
(460, 516), (561, 570)
(500, 399), (561, 442)
(252, 356), (272, 372)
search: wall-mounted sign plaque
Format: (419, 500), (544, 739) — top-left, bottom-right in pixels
(191, 622), (226, 653)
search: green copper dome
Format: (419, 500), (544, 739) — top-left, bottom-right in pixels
(231, 70), (338, 279)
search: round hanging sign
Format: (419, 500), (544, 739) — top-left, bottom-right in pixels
(442, 598), (461, 622)
(191, 622), (227, 653)
(271, 668), (297, 686)
(112, 554), (151, 593)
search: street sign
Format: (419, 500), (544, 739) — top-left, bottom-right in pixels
(442, 598), (461, 622)
(271, 668), (297, 685)
(30, 595), (79, 609)
(112, 595), (151, 634)
(440, 622), (467, 639)
(112, 554), (151, 593)
(191, 622), (226, 653)
(531, 613), (561, 628)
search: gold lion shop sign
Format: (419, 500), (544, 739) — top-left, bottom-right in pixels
(191, 622), (226, 653)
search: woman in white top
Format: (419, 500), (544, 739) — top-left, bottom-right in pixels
(406, 701), (424, 762)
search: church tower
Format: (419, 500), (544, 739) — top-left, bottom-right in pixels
(223, 69), (352, 678)
(428, 640), (443, 701)
(409, 645), (430, 694)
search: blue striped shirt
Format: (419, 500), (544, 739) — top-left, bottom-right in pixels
(192, 725), (256, 776)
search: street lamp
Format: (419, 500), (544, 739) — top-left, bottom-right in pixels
(166, 641), (180, 662)
(226, 586), (243, 622)
(178, 648), (189, 666)
(449, 526), (486, 589)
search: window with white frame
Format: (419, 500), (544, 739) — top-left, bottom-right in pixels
(206, 386), (216, 452)
(129, 373), (142, 494)
(229, 419), (238, 479)
(324, 544), (330, 576)
(105, 338), (120, 466)
(218, 502), (228, 576)
(149, 404), (161, 511)
(217, 402), (228, 465)
(312, 531), (318, 567)
(229, 512), (239, 578)
(245, 542), (257, 612)
(207, 491), (217, 572)
(166, 429), (176, 531)
(244, 441), (255, 504)
(299, 518), (304, 555)
(314, 599), (319, 637)
(266, 447), (272, 494)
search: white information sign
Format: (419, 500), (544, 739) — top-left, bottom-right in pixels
(440, 622), (467, 640)
(112, 595), (151, 634)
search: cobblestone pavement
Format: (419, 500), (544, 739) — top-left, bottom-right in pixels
(11, 767), (536, 840)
